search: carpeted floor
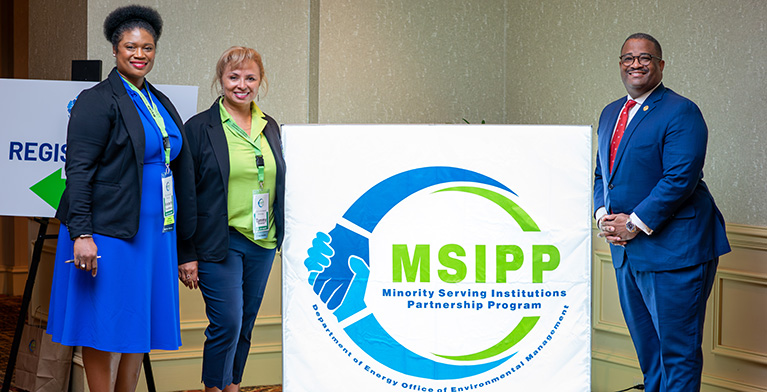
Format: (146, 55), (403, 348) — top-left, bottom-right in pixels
(173, 387), (281, 392)
(175, 387), (281, 392)
(0, 295), (23, 391)
(0, 295), (281, 392)
(174, 387), (281, 392)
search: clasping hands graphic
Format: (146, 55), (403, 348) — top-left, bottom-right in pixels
(304, 224), (370, 322)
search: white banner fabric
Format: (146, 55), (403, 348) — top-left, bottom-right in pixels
(0, 78), (198, 217)
(282, 124), (592, 392)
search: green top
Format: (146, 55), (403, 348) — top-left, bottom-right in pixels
(219, 98), (277, 249)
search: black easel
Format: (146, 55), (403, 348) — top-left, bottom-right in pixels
(1, 220), (158, 392)
(2, 217), (54, 392)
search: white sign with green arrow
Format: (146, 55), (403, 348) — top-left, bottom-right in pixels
(0, 79), (198, 217)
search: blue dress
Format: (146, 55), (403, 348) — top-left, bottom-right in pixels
(48, 80), (183, 353)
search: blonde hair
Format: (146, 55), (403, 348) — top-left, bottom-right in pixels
(212, 46), (268, 97)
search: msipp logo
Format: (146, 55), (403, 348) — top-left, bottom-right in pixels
(304, 167), (568, 387)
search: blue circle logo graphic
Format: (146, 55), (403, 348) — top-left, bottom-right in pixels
(67, 96), (77, 117)
(304, 166), (542, 379)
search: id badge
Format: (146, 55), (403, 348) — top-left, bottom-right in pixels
(162, 171), (175, 233)
(252, 190), (270, 240)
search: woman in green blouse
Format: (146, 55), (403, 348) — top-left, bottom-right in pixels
(180, 46), (286, 392)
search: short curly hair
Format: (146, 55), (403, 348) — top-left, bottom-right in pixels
(623, 33), (662, 59)
(103, 5), (163, 48)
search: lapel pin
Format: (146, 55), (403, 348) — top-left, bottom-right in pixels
(643, 105), (649, 111)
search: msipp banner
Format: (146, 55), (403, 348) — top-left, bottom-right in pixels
(282, 124), (592, 391)
(0, 79), (198, 218)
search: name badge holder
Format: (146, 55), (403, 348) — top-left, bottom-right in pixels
(161, 138), (175, 233)
(252, 155), (270, 240)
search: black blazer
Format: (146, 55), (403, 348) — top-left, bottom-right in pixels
(180, 100), (286, 263)
(56, 68), (196, 244)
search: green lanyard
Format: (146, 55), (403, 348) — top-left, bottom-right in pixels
(121, 76), (171, 168)
(224, 117), (266, 190)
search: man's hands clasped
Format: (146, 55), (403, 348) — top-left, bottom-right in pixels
(598, 213), (638, 247)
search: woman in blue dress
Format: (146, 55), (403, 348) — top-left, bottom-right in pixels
(47, 5), (195, 391)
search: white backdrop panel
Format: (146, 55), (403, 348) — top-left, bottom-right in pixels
(282, 124), (591, 392)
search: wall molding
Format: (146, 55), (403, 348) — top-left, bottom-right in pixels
(592, 249), (630, 336)
(150, 341), (283, 362)
(725, 223), (767, 252)
(592, 349), (637, 368)
(593, 348), (767, 392)
(154, 315), (284, 361)
(712, 270), (767, 365)
(180, 315), (282, 332)
(0, 264), (29, 296)
(0, 264), (29, 274)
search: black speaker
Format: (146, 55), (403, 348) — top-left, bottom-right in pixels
(71, 60), (102, 81)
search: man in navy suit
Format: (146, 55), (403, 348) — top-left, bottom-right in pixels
(594, 33), (730, 391)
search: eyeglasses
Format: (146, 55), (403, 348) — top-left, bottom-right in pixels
(619, 53), (662, 67)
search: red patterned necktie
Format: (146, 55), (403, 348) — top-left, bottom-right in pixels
(609, 99), (638, 173)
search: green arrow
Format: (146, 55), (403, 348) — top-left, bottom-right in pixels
(30, 168), (66, 210)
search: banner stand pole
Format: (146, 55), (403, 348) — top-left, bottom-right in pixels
(0, 218), (157, 392)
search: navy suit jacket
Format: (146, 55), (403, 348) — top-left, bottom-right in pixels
(179, 100), (286, 263)
(56, 68), (196, 244)
(593, 84), (730, 271)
